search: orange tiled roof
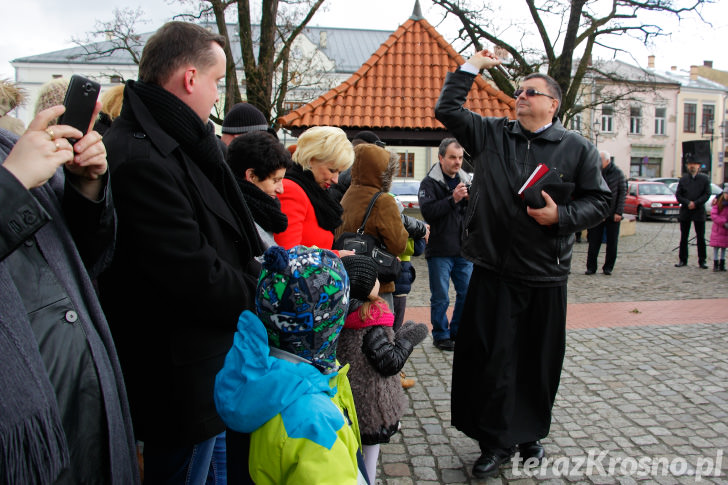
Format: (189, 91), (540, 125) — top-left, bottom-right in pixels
(278, 16), (515, 130)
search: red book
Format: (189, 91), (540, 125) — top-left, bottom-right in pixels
(518, 163), (549, 198)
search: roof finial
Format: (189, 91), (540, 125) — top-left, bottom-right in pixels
(410, 0), (424, 21)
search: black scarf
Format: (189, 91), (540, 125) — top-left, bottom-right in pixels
(285, 163), (343, 233)
(130, 80), (263, 260)
(235, 177), (288, 234)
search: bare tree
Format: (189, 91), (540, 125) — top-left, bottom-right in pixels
(178, 0), (325, 125)
(75, 1), (326, 126)
(430, 0), (712, 125)
(71, 7), (149, 81)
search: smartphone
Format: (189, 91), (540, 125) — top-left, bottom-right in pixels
(58, 74), (100, 144)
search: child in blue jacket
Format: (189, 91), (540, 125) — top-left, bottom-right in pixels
(214, 245), (369, 485)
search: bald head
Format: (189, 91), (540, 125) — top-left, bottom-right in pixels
(599, 151), (611, 169)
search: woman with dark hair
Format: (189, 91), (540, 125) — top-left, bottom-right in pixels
(226, 131), (292, 249)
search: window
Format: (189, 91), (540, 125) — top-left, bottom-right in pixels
(630, 156), (663, 178)
(282, 102), (304, 115)
(655, 107), (666, 135)
(569, 113), (582, 132)
(630, 106), (642, 134)
(702, 104), (715, 135)
(601, 106), (614, 132)
(684, 103), (697, 133)
(397, 152), (415, 178)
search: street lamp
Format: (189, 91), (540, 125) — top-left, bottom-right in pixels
(593, 120), (601, 148)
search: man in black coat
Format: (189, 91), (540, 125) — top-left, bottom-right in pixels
(100, 22), (263, 482)
(674, 157), (711, 268)
(585, 150), (627, 275)
(435, 50), (609, 479)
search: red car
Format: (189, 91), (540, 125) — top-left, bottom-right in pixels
(624, 181), (679, 221)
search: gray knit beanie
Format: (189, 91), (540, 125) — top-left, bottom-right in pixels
(222, 102), (269, 134)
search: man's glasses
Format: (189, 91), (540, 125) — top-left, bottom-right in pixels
(513, 88), (556, 100)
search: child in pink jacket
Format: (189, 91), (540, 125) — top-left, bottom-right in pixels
(709, 186), (728, 271)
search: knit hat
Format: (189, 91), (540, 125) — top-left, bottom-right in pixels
(256, 245), (350, 373)
(222, 102), (269, 134)
(34, 78), (70, 120)
(341, 255), (378, 301)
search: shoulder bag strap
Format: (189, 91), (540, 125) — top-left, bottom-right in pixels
(357, 192), (383, 235)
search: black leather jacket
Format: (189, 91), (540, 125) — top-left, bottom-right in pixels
(435, 70), (610, 285)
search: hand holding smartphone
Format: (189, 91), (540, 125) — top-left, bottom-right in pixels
(58, 74), (100, 144)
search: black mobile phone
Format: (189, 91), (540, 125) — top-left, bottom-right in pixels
(58, 74), (100, 144)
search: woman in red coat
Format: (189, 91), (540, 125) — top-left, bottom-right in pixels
(275, 126), (355, 250)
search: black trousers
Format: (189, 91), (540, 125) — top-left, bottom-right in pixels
(678, 219), (706, 264)
(586, 218), (621, 272)
(452, 267), (566, 449)
(226, 430), (254, 484)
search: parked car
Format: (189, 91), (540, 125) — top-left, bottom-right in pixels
(624, 181), (680, 221)
(648, 177), (679, 185)
(668, 182), (723, 218)
(391, 180), (421, 210)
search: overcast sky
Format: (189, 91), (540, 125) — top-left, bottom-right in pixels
(3, 0), (728, 82)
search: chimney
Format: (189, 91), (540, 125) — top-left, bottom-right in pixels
(319, 31), (327, 48)
(671, 66), (677, 71)
(690, 65), (699, 80)
(704, 60), (713, 68)
(648, 55), (655, 69)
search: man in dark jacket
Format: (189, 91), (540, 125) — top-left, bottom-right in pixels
(418, 138), (472, 351)
(674, 157), (711, 268)
(585, 150), (627, 275)
(435, 50), (610, 478)
(100, 22), (263, 482)
(1, 109), (139, 483)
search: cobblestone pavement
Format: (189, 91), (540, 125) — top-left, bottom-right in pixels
(406, 220), (725, 307)
(375, 221), (728, 484)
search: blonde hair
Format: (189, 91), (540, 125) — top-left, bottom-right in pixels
(34, 78), (70, 124)
(356, 296), (388, 322)
(100, 84), (125, 120)
(0, 79), (26, 112)
(292, 126), (354, 172)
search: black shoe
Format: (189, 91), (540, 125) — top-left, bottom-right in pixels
(603, 269), (612, 275)
(674, 261), (687, 267)
(518, 441), (545, 463)
(699, 262), (708, 269)
(433, 338), (455, 351)
(584, 269), (596, 275)
(472, 448), (514, 479)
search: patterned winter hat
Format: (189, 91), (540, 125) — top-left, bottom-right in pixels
(256, 245), (350, 373)
(341, 255), (378, 301)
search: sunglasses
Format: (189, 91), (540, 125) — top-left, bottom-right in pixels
(513, 88), (556, 100)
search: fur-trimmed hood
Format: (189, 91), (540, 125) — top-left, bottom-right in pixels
(350, 143), (398, 192)
(337, 144), (408, 294)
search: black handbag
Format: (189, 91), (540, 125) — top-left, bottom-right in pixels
(333, 192), (402, 283)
